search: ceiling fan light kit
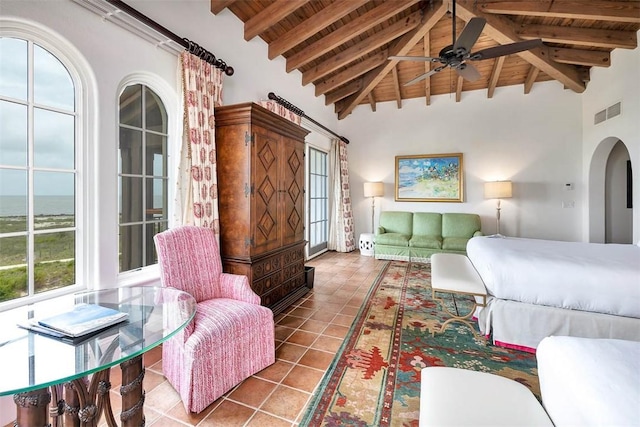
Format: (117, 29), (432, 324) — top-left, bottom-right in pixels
(391, 1), (544, 87)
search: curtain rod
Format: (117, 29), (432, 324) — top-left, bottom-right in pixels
(105, 0), (234, 76)
(268, 93), (349, 144)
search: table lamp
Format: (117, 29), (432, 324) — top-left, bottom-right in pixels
(364, 182), (384, 233)
(484, 180), (512, 236)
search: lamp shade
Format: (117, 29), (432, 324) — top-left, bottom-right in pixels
(484, 181), (513, 199)
(364, 182), (384, 198)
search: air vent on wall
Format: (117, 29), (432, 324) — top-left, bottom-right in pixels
(607, 102), (621, 119)
(595, 101), (622, 125)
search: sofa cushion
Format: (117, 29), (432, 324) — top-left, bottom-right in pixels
(376, 233), (410, 247)
(378, 211), (413, 236)
(412, 212), (442, 236)
(442, 213), (481, 238)
(410, 235), (442, 249)
(442, 237), (470, 252)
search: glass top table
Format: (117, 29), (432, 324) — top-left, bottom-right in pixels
(0, 286), (196, 426)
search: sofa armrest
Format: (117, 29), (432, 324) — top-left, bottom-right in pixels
(376, 226), (386, 235)
(473, 231), (484, 237)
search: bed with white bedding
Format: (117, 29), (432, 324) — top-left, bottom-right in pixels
(466, 236), (640, 351)
(537, 336), (640, 427)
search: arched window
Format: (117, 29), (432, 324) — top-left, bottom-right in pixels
(0, 36), (79, 303)
(118, 84), (168, 272)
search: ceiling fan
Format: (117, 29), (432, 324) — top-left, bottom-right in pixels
(390, 0), (544, 86)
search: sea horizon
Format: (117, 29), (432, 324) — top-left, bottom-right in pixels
(0, 195), (74, 217)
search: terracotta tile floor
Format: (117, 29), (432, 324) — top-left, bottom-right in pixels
(101, 250), (385, 426)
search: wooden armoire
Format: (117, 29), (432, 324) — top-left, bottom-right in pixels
(214, 103), (310, 314)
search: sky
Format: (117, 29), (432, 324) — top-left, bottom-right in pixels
(0, 37), (76, 196)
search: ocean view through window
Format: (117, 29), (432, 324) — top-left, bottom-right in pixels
(0, 36), (78, 304)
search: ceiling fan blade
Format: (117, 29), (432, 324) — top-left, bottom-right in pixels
(456, 63), (481, 81)
(453, 17), (486, 53)
(390, 55), (443, 63)
(403, 67), (444, 87)
(470, 39), (544, 60)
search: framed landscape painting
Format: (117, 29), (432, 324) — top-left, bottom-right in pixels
(395, 153), (464, 202)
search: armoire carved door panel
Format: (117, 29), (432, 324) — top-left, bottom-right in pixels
(253, 128), (280, 254)
(281, 137), (305, 246)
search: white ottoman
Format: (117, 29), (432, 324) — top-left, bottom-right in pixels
(420, 367), (553, 427)
(359, 233), (375, 256)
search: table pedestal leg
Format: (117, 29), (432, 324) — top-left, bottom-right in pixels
(119, 355), (145, 427)
(64, 379), (84, 426)
(13, 388), (50, 427)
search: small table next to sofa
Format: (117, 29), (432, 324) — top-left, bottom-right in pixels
(374, 211), (483, 262)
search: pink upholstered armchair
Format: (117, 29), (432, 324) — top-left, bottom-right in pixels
(153, 225), (275, 413)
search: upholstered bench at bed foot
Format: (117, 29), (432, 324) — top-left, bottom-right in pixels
(430, 253), (487, 339)
(419, 367), (554, 427)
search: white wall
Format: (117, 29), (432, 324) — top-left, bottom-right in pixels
(581, 33), (640, 243)
(339, 82), (584, 241)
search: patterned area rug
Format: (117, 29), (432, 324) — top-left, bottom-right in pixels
(300, 261), (539, 427)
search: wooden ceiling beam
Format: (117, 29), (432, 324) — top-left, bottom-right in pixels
(391, 66), (402, 108)
(548, 47), (611, 67)
(479, 1), (640, 24)
(424, 33), (431, 106)
(336, 0), (448, 119)
(455, 0), (586, 93)
(368, 92), (377, 112)
(517, 24), (637, 49)
(487, 56), (505, 98)
(286, 0), (420, 72)
(524, 66), (540, 94)
(325, 80), (362, 105)
(210, 0), (235, 15)
(315, 51), (388, 96)
(268, 0), (369, 60)
(244, 0), (310, 41)
(302, 10), (422, 85)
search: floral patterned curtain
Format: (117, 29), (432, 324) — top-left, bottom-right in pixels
(175, 51), (224, 236)
(258, 100), (302, 125)
(328, 139), (356, 252)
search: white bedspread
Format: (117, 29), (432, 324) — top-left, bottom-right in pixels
(467, 236), (640, 318)
(537, 336), (640, 426)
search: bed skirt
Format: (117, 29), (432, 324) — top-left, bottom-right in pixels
(478, 298), (640, 352)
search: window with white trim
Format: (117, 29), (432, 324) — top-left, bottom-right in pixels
(0, 36), (79, 304)
(118, 84), (168, 273)
(308, 147), (328, 257)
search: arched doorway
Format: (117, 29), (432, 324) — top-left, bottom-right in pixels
(589, 137), (634, 243)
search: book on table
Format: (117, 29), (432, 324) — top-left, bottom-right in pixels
(20, 303), (129, 339)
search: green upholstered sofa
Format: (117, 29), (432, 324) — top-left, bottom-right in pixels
(374, 211), (483, 261)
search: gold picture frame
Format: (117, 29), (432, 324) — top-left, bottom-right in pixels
(395, 153), (464, 202)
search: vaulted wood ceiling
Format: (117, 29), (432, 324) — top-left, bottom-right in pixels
(210, 0), (640, 120)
